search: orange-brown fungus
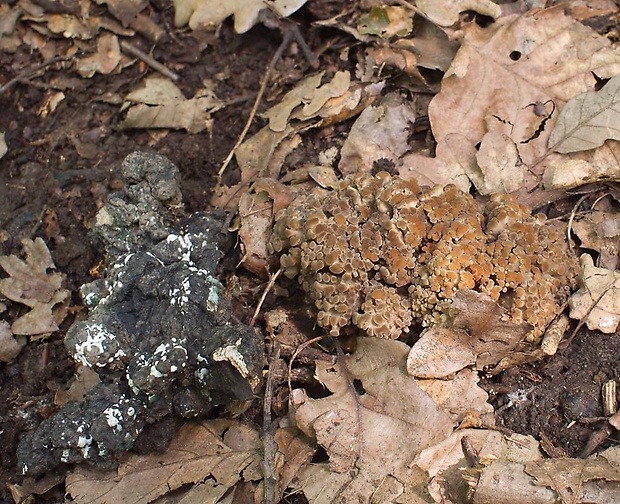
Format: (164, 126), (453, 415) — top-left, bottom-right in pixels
(269, 172), (578, 341)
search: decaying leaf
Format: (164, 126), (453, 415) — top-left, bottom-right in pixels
(0, 132), (6, 160)
(338, 94), (415, 175)
(95, 0), (147, 26)
(569, 253), (620, 334)
(407, 290), (530, 378)
(0, 319), (22, 362)
(399, 133), (476, 192)
(65, 419), (263, 504)
(173, 0), (308, 33)
(292, 337), (453, 502)
(414, 0), (501, 27)
(524, 455), (620, 503)
(76, 32), (122, 77)
(549, 73), (620, 154)
(542, 140), (620, 189)
(264, 72), (350, 132)
(429, 6), (620, 192)
(121, 75), (221, 133)
(0, 238), (69, 337)
(572, 210), (620, 270)
(357, 6), (412, 38)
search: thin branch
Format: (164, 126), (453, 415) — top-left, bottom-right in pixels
(119, 40), (180, 82)
(0, 56), (70, 97)
(217, 29), (294, 181)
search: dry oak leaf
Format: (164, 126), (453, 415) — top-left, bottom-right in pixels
(121, 75), (221, 133)
(65, 419), (263, 504)
(572, 210), (620, 270)
(292, 337), (452, 503)
(548, 73), (620, 154)
(428, 6), (620, 192)
(569, 253), (620, 334)
(0, 237), (69, 336)
(173, 0), (308, 33)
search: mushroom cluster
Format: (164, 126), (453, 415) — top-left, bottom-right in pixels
(269, 172), (578, 341)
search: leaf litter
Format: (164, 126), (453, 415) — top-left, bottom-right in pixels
(6, 0), (620, 502)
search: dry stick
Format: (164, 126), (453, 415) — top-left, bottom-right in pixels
(216, 29), (294, 181)
(0, 56), (70, 96)
(119, 40), (180, 82)
(251, 267), (283, 326)
(287, 335), (330, 398)
(262, 343), (281, 504)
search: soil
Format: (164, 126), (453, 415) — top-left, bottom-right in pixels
(0, 2), (619, 503)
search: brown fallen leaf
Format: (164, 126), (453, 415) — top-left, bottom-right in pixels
(569, 253), (620, 334)
(0, 237), (69, 337)
(292, 337), (453, 502)
(121, 75), (222, 134)
(338, 93), (416, 175)
(414, 0), (501, 27)
(548, 73), (620, 154)
(429, 6), (620, 192)
(572, 210), (620, 270)
(173, 0), (308, 33)
(76, 32), (122, 78)
(65, 419), (263, 504)
(407, 290), (531, 378)
(0, 319), (22, 362)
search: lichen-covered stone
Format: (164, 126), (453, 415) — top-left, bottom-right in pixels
(17, 153), (264, 476)
(270, 171), (578, 340)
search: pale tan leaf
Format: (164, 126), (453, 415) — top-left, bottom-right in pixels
(121, 76), (221, 133)
(0, 132), (7, 160)
(292, 337), (453, 502)
(407, 290), (530, 378)
(173, 0), (308, 33)
(475, 131), (526, 194)
(429, 7), (620, 191)
(76, 33), (121, 77)
(399, 133), (476, 192)
(416, 368), (494, 425)
(569, 253), (620, 334)
(549, 73), (620, 154)
(65, 420), (262, 504)
(0, 238), (69, 336)
(572, 210), (620, 269)
(338, 94), (415, 175)
(542, 141), (620, 189)
(0, 320), (23, 362)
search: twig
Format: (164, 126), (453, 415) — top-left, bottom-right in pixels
(119, 40), (180, 82)
(251, 267), (283, 326)
(262, 342), (280, 504)
(287, 335), (330, 398)
(0, 56), (70, 97)
(217, 29), (294, 181)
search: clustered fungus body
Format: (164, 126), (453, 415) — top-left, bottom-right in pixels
(270, 172), (578, 340)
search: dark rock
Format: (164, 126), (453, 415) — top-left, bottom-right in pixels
(17, 153), (263, 476)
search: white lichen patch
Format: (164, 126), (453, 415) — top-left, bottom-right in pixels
(104, 406), (124, 432)
(212, 338), (248, 378)
(73, 323), (118, 367)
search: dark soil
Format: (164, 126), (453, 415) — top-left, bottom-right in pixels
(0, 2), (619, 503)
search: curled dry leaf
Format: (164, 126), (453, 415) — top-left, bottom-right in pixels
(0, 237), (69, 337)
(76, 33), (121, 78)
(569, 253), (620, 334)
(338, 93), (415, 175)
(173, 0), (308, 33)
(0, 132), (6, 159)
(572, 210), (620, 270)
(121, 75), (221, 133)
(548, 73), (620, 154)
(292, 337), (453, 503)
(0, 320), (22, 362)
(407, 290), (531, 378)
(65, 419), (263, 504)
